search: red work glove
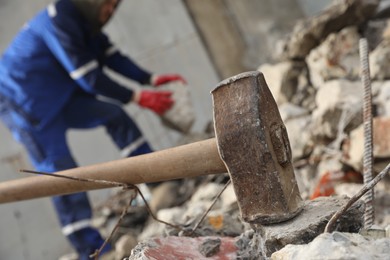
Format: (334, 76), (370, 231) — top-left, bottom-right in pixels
(151, 74), (187, 87)
(136, 90), (174, 115)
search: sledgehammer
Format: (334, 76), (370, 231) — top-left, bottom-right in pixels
(0, 71), (303, 225)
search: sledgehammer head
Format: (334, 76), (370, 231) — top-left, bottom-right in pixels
(212, 71), (303, 225)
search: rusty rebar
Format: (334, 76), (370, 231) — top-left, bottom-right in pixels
(359, 38), (375, 228)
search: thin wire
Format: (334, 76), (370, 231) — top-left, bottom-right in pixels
(22, 169), (232, 256)
(21, 169), (185, 259)
(189, 179), (231, 236)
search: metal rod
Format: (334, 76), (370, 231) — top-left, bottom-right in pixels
(359, 37), (375, 228)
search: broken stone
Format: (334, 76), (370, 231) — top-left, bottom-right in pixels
(360, 226), (387, 239)
(271, 231), (390, 260)
(189, 182), (225, 204)
(247, 196), (364, 257)
(258, 61), (305, 105)
(198, 238), (221, 257)
(335, 183), (363, 198)
(137, 207), (185, 241)
(138, 182), (244, 240)
(279, 0), (379, 60)
(235, 230), (267, 260)
(374, 81), (390, 116)
(370, 39), (390, 80)
(315, 157), (344, 180)
(279, 103), (309, 122)
(148, 181), (182, 214)
(310, 79), (363, 142)
(294, 165), (318, 200)
(306, 26), (361, 89)
(284, 114), (313, 160)
(343, 116), (390, 171)
(159, 82), (195, 134)
(387, 225), (390, 237)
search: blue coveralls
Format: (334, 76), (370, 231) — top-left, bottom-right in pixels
(0, 0), (153, 258)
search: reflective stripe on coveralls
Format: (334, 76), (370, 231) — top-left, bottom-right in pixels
(62, 218), (91, 236)
(121, 136), (147, 158)
(70, 60), (99, 80)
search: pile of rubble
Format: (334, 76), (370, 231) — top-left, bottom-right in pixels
(264, 0), (390, 222)
(92, 0), (390, 259)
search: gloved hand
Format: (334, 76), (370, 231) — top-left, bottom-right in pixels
(151, 74), (187, 87)
(135, 90), (174, 115)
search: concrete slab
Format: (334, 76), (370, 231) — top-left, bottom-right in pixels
(251, 196), (365, 257)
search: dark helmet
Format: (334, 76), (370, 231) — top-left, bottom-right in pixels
(71, 0), (120, 33)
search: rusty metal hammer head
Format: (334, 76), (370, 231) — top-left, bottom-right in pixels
(212, 71), (303, 225)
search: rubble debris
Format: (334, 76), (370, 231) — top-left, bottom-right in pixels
(344, 117), (390, 171)
(247, 196), (364, 257)
(159, 82), (195, 134)
(306, 26), (361, 89)
(279, 0), (379, 60)
(310, 170), (362, 199)
(271, 231), (390, 260)
(127, 236), (237, 260)
(198, 238), (221, 257)
(93, 0), (390, 258)
(259, 61), (305, 105)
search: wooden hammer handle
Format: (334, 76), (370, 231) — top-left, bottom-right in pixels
(0, 138), (226, 204)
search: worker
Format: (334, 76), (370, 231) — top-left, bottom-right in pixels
(0, 0), (186, 259)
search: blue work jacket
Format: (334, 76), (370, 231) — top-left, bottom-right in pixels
(0, 0), (151, 129)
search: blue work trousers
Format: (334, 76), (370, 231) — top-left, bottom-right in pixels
(0, 92), (152, 259)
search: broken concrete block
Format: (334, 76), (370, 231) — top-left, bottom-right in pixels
(279, 103), (309, 122)
(374, 81), (390, 117)
(271, 232), (390, 260)
(159, 82), (195, 133)
(306, 26), (361, 89)
(344, 117), (390, 171)
(137, 207), (185, 241)
(190, 183), (225, 204)
(243, 196), (364, 257)
(370, 39), (390, 80)
(258, 61), (305, 105)
(279, 0), (379, 60)
(148, 181), (181, 214)
(284, 114), (312, 160)
(198, 238), (221, 257)
(360, 226), (387, 239)
(310, 79), (363, 142)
